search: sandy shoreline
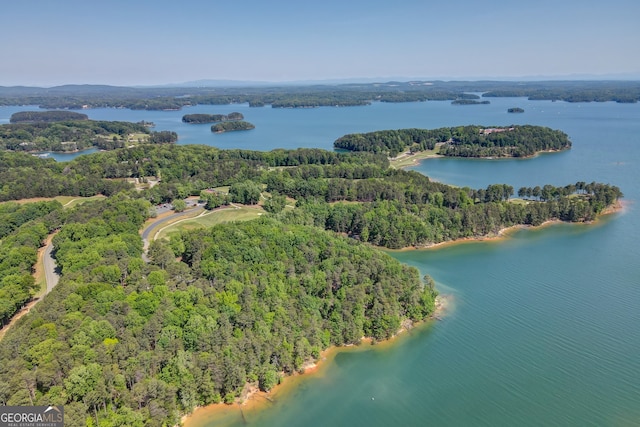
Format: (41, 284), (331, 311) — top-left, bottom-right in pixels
(179, 295), (450, 426)
(390, 146), (568, 169)
(387, 199), (627, 253)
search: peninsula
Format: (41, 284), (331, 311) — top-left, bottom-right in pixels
(0, 140), (622, 427)
(334, 125), (571, 158)
(0, 119), (177, 152)
(10, 110), (88, 123)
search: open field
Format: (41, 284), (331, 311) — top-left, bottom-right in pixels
(156, 206), (264, 241)
(0, 194), (106, 207)
(390, 146), (441, 169)
(60, 195), (106, 208)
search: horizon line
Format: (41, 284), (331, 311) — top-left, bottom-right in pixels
(3, 74), (640, 89)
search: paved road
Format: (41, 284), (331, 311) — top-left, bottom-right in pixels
(141, 206), (205, 252)
(1, 236), (60, 340)
(43, 241), (59, 294)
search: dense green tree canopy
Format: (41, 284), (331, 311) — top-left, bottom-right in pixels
(211, 121), (255, 133)
(10, 111), (89, 123)
(0, 120), (175, 152)
(0, 133), (623, 427)
(335, 125), (571, 158)
(0, 196), (436, 426)
(182, 112), (244, 124)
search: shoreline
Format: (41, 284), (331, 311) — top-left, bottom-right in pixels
(180, 295), (450, 427)
(391, 147), (569, 169)
(387, 199), (626, 253)
(178, 200), (627, 426)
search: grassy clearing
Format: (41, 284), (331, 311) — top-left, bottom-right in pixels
(142, 207), (205, 240)
(390, 147), (441, 169)
(211, 186), (230, 194)
(61, 195), (106, 208)
(156, 206), (263, 241)
(0, 195), (106, 207)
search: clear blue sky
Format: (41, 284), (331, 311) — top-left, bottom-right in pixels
(3, 0), (639, 86)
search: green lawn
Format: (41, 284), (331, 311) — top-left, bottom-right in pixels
(60, 195), (106, 208)
(156, 206), (264, 241)
(390, 146), (441, 169)
(0, 195), (105, 207)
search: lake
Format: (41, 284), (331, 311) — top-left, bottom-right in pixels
(1, 98), (639, 426)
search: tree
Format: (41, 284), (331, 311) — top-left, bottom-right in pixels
(258, 366), (280, 392)
(229, 181), (261, 205)
(172, 199), (186, 213)
(263, 194), (287, 214)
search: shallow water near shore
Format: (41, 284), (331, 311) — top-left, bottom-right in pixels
(2, 98), (639, 426)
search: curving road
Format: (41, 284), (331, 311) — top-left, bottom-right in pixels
(141, 206), (206, 252)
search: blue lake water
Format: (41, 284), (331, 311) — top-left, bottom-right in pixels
(1, 98), (639, 426)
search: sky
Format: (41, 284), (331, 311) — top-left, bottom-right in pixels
(2, 0), (640, 86)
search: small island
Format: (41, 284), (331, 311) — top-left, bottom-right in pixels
(451, 99), (490, 105)
(211, 120), (255, 133)
(182, 112), (244, 124)
(508, 107), (525, 113)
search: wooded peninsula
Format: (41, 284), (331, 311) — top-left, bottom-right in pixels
(0, 119), (177, 152)
(10, 110), (89, 123)
(0, 126), (622, 426)
(334, 125), (571, 158)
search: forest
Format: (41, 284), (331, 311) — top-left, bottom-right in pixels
(0, 140), (622, 426)
(334, 125), (571, 158)
(264, 165), (621, 248)
(0, 120), (176, 152)
(0, 194), (436, 426)
(10, 111), (89, 123)
(0, 201), (63, 326)
(0, 146), (388, 202)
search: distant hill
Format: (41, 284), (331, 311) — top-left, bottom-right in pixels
(1, 80), (639, 109)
